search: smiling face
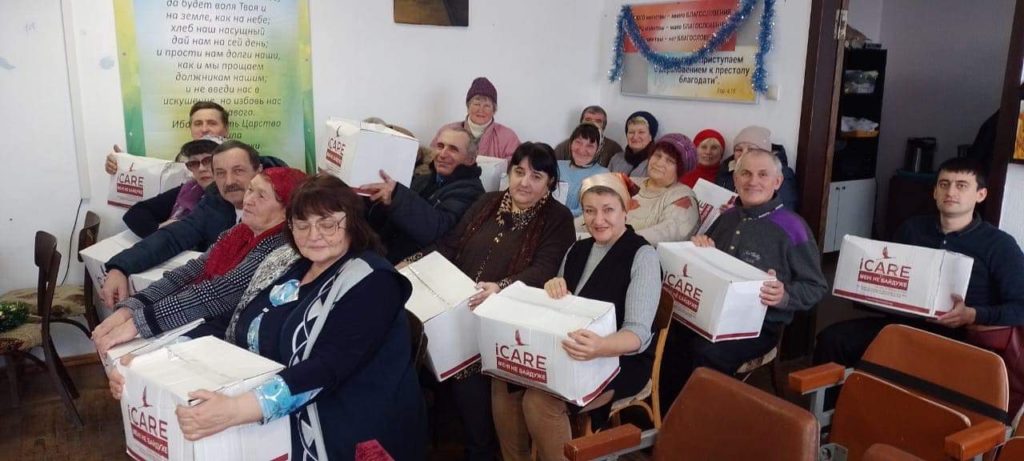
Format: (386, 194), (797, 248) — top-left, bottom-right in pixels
(508, 158), (553, 210)
(241, 174), (286, 235)
(432, 129), (473, 176)
(626, 122), (652, 152)
(582, 190), (627, 245)
(647, 149), (679, 187)
(697, 138), (724, 166)
(570, 136), (599, 167)
(467, 95), (495, 125)
(734, 150), (783, 207)
(933, 170), (986, 219)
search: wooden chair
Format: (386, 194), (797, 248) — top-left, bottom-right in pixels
(406, 310), (428, 371)
(0, 231), (83, 427)
(735, 327), (785, 396)
(999, 438), (1024, 461)
(572, 288), (674, 437)
(790, 324), (1010, 460)
(1, 211), (101, 333)
(564, 367), (819, 461)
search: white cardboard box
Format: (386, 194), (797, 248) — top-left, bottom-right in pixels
(318, 118), (418, 189)
(832, 235), (974, 318)
(104, 319), (205, 368)
(693, 178), (738, 235)
(477, 156), (508, 192)
(81, 230), (142, 294)
(474, 281), (619, 406)
(399, 252), (481, 382)
(657, 242), (773, 342)
(119, 336), (290, 461)
(108, 153), (189, 209)
(128, 251), (204, 294)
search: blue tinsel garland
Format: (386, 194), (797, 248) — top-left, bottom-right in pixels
(609, 0), (775, 94)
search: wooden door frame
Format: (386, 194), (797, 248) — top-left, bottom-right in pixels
(985, 0), (1024, 224)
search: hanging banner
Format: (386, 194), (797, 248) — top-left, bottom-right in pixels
(620, 0), (760, 103)
(113, 0), (315, 171)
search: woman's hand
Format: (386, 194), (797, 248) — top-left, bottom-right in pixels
(544, 277), (569, 299)
(94, 313), (139, 357)
(106, 353), (135, 400)
(93, 308), (135, 356)
(760, 269), (787, 308)
(468, 282), (500, 309)
(176, 391), (262, 441)
(561, 329), (608, 361)
(691, 235), (715, 248)
(105, 147), (121, 175)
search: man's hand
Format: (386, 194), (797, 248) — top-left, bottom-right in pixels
(691, 235), (715, 248)
(100, 269), (130, 308)
(760, 269), (787, 308)
(105, 145), (122, 175)
(360, 170), (398, 206)
(932, 294), (977, 328)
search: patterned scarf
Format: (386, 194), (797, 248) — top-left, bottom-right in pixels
(194, 222), (285, 283)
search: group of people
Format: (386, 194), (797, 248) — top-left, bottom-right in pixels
(86, 74), (1024, 461)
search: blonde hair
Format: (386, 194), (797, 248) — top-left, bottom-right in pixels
(626, 116), (650, 129)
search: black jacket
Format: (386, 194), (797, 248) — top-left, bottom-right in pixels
(369, 163), (484, 263)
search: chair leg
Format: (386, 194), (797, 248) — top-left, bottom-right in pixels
(53, 349), (79, 399)
(769, 359), (784, 397)
(44, 353), (83, 427)
(4, 355), (19, 408)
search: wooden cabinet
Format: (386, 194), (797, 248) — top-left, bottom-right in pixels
(824, 178), (876, 252)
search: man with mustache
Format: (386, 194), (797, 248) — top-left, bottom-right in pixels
(100, 140), (276, 307)
(362, 126), (485, 263)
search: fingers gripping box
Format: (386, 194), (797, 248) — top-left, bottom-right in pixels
(119, 336), (290, 461)
(474, 282), (619, 406)
(832, 235), (973, 317)
(658, 242), (773, 342)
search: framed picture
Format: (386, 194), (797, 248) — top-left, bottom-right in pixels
(1014, 100), (1024, 162)
(394, 0), (468, 27)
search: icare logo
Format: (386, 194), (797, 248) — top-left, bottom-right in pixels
(128, 386), (170, 457)
(515, 329), (527, 346)
(664, 265), (702, 313)
(325, 137), (346, 166)
(495, 330), (547, 383)
(857, 247), (911, 291)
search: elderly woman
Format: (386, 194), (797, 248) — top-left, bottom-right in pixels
(432, 76), (521, 159)
(92, 167), (308, 354)
(492, 183), (660, 461)
(110, 175), (427, 460)
(407, 141), (576, 460)
(607, 111), (658, 177)
(558, 123), (610, 217)
(121, 138), (221, 238)
(681, 128), (726, 188)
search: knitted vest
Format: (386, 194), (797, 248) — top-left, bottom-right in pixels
(563, 227), (648, 333)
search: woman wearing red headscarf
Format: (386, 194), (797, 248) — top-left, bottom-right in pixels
(681, 129), (726, 188)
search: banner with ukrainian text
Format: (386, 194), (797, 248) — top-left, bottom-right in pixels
(113, 0), (314, 171)
(620, 0), (758, 103)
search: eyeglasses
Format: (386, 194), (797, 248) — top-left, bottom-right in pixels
(184, 156), (213, 171)
(289, 215), (347, 238)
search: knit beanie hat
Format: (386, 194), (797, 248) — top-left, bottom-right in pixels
(733, 126), (772, 152)
(262, 167), (308, 205)
(466, 77), (498, 105)
(653, 133), (698, 178)
(624, 111), (659, 139)
(693, 129), (726, 152)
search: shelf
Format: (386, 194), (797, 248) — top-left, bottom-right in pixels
(840, 130), (879, 139)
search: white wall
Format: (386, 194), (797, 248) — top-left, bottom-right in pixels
(597, 0), (812, 165)
(848, 0), (884, 43)
(1001, 163), (1024, 247)
(874, 0), (1014, 227)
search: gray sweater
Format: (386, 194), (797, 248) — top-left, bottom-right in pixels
(707, 197), (828, 325)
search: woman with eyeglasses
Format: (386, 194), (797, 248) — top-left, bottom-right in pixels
(121, 138), (222, 237)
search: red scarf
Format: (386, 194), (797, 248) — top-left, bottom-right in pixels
(194, 222), (285, 283)
(681, 162), (721, 188)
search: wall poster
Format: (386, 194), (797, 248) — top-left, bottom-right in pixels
(113, 0), (315, 171)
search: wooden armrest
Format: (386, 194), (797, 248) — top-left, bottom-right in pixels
(944, 420), (1006, 460)
(788, 363), (846, 394)
(564, 424), (642, 461)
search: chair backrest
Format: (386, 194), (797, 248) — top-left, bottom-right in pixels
(863, 443), (927, 461)
(76, 211), (101, 328)
(1000, 437), (1024, 461)
(648, 288), (675, 428)
(34, 231), (61, 327)
(405, 310), (428, 371)
(653, 367), (819, 461)
(832, 371), (971, 461)
(862, 324), (1009, 424)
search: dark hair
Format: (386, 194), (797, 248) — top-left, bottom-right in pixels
(652, 140), (683, 165)
(569, 123), (602, 146)
(580, 105), (608, 129)
(284, 174), (383, 255)
(178, 139), (220, 159)
(937, 157), (988, 189)
(212, 139), (260, 170)
(189, 101), (229, 126)
(507, 142), (560, 191)
(581, 185), (626, 210)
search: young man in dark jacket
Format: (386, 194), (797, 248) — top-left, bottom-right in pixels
(362, 126), (485, 263)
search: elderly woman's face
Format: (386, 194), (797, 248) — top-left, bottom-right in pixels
(508, 158), (552, 210)
(582, 192), (627, 244)
(647, 149), (679, 188)
(697, 139), (723, 166)
(467, 95), (495, 125)
(626, 122), (652, 151)
(570, 136), (599, 167)
(241, 175), (286, 234)
(290, 211), (350, 266)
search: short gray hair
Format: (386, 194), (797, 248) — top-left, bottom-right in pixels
(734, 148), (782, 176)
(440, 126), (477, 160)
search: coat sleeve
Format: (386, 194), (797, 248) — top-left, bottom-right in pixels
(972, 235), (1024, 326)
(779, 235), (829, 312)
(418, 193), (492, 262)
(123, 186), (180, 238)
(387, 180), (484, 247)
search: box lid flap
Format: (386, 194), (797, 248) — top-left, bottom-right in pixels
(474, 281), (614, 334)
(659, 242), (773, 282)
(401, 252), (478, 320)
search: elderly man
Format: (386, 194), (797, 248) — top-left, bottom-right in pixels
(815, 158), (1024, 411)
(553, 105), (623, 167)
(659, 145), (828, 414)
(100, 140), (268, 306)
(362, 126), (485, 263)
